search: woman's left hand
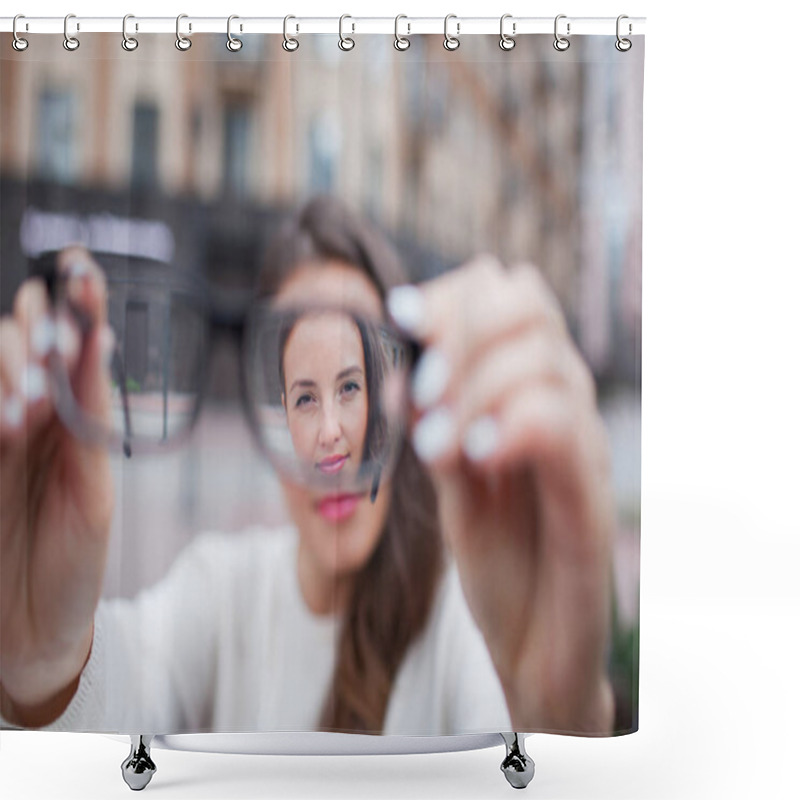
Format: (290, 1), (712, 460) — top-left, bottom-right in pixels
(388, 256), (616, 735)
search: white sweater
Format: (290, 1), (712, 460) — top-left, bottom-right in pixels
(1, 525), (513, 735)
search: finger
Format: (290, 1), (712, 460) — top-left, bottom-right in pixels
(21, 249), (109, 396)
(0, 319), (27, 438)
(465, 383), (605, 484)
(391, 259), (569, 412)
(448, 330), (579, 434)
(53, 310), (83, 372)
(10, 278), (96, 443)
(411, 376), (600, 478)
(507, 261), (568, 334)
(71, 322), (115, 422)
(387, 254), (504, 341)
(0, 318), (59, 449)
(398, 257), (565, 347)
(13, 278), (54, 358)
(12, 279), (57, 416)
(55, 247), (109, 329)
(52, 248), (113, 423)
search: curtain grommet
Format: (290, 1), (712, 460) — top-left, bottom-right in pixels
(615, 15), (632, 51)
(444, 14), (460, 51)
(554, 14), (570, 52)
(63, 13), (80, 51)
(226, 15), (243, 52)
(394, 15), (410, 51)
(283, 15), (299, 52)
(338, 14), (355, 51)
(175, 14), (192, 51)
(499, 14), (516, 51)
(122, 14), (139, 51)
(12, 15), (29, 51)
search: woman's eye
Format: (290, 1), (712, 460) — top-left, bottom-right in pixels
(295, 394), (313, 408)
(341, 381), (361, 397)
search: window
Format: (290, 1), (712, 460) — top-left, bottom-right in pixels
(131, 102), (160, 190)
(36, 89), (77, 183)
(223, 102), (253, 197)
(124, 301), (150, 389)
(308, 113), (340, 193)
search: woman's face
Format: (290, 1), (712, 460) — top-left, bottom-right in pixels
(275, 260), (392, 595)
(282, 311), (369, 490)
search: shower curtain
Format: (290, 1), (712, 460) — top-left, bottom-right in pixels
(0, 22), (643, 747)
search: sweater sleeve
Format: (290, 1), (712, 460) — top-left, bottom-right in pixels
(0, 531), (227, 734)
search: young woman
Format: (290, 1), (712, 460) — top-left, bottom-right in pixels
(0, 196), (615, 736)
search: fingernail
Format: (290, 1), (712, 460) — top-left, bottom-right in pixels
(412, 348), (450, 409)
(412, 407), (455, 463)
(462, 415), (500, 462)
(21, 363), (48, 403)
(55, 317), (80, 360)
(69, 261), (91, 278)
(387, 285), (425, 335)
(31, 315), (57, 357)
(99, 325), (116, 368)
(66, 263), (92, 304)
(2, 394), (24, 429)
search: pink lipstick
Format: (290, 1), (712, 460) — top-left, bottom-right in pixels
(316, 493), (364, 522)
(316, 454), (349, 474)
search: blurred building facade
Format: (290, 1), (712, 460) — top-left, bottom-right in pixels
(1, 32), (642, 384)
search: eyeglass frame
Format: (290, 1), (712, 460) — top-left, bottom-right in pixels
(31, 251), (423, 493)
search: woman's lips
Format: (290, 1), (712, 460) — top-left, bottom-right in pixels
(316, 493), (364, 522)
(316, 454), (349, 474)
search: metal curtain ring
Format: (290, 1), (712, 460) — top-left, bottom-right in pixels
(339, 14), (355, 51)
(444, 14), (460, 51)
(283, 15), (299, 51)
(63, 13), (79, 51)
(394, 14), (410, 51)
(499, 14), (516, 51)
(122, 14), (139, 51)
(553, 14), (570, 52)
(12, 14), (29, 52)
(616, 14), (632, 51)
(227, 15), (243, 51)
(176, 14), (192, 51)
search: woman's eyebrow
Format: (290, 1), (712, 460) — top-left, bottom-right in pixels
(336, 365), (364, 381)
(289, 365), (363, 393)
(289, 378), (317, 392)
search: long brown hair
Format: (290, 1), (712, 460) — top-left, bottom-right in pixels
(258, 195), (445, 734)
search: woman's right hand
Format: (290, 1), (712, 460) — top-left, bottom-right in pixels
(0, 246), (116, 727)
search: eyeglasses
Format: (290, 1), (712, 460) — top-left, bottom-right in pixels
(34, 252), (422, 498)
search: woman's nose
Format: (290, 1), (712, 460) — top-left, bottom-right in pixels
(318, 402), (343, 446)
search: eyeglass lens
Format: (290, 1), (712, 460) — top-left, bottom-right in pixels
(49, 259), (413, 494)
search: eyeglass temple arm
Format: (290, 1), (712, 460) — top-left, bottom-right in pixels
(161, 302), (171, 443)
(110, 345), (134, 458)
(67, 301), (134, 459)
(36, 254), (134, 458)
